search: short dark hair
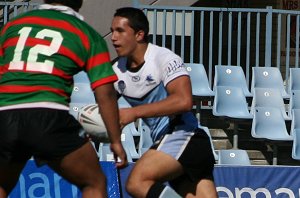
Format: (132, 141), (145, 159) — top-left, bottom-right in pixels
(44, 0), (83, 12)
(114, 7), (149, 42)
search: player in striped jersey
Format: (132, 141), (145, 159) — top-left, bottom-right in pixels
(0, 0), (127, 197)
(111, 7), (217, 198)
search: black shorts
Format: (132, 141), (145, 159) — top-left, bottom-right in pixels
(151, 128), (215, 183)
(0, 108), (87, 165)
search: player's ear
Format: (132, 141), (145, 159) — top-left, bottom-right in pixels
(136, 30), (145, 42)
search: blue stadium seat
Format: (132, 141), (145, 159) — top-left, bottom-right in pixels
(214, 65), (251, 97)
(98, 144), (115, 161)
(213, 86), (252, 149)
(218, 149), (251, 165)
(288, 90), (300, 117)
(213, 86), (252, 119)
(121, 125), (140, 160)
(98, 143), (133, 162)
(288, 68), (300, 94)
(185, 63), (214, 97)
(291, 109), (300, 136)
(251, 107), (292, 140)
(251, 88), (290, 120)
(251, 106), (292, 165)
(185, 63), (214, 122)
(73, 71), (90, 83)
(251, 66), (289, 99)
(69, 102), (86, 119)
(70, 82), (96, 104)
(292, 129), (300, 160)
(138, 123), (153, 156)
(125, 121), (141, 137)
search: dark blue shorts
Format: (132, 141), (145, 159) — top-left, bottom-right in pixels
(0, 108), (87, 165)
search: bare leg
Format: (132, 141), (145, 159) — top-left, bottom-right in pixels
(48, 142), (107, 198)
(185, 179), (218, 198)
(0, 188), (6, 198)
(0, 161), (28, 198)
(126, 149), (183, 198)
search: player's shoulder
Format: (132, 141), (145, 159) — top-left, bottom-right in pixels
(148, 43), (175, 57)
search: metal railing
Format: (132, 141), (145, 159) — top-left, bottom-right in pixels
(0, 2), (39, 25)
(1, 1), (300, 87)
(133, 2), (300, 87)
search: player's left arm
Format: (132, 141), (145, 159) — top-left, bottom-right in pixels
(119, 75), (193, 127)
(94, 83), (121, 142)
(94, 83), (128, 168)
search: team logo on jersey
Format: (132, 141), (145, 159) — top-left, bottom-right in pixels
(131, 76), (140, 82)
(145, 74), (156, 86)
(118, 80), (126, 94)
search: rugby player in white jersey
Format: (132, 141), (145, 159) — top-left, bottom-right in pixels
(111, 7), (218, 198)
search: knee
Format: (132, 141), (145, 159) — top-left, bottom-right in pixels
(93, 173), (106, 186)
(90, 173), (106, 188)
(78, 175), (107, 197)
(126, 176), (151, 198)
(125, 177), (139, 196)
(78, 173), (107, 191)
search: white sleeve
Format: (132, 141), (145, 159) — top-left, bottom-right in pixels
(161, 57), (188, 86)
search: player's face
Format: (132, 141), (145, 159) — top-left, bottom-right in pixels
(111, 16), (138, 57)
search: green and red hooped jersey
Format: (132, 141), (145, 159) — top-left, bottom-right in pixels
(0, 9), (117, 107)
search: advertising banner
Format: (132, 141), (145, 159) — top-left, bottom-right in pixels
(214, 165), (300, 198)
(9, 160), (120, 198)
(120, 164), (300, 198)
(8, 161), (300, 198)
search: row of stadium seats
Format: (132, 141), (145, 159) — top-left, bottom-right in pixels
(188, 64), (300, 164)
(188, 64), (300, 100)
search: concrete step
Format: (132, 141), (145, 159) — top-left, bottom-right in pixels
(251, 159), (270, 165)
(247, 150), (270, 165)
(209, 128), (228, 138)
(247, 150), (266, 160)
(213, 139), (232, 150)
(209, 128), (270, 165)
(209, 128), (233, 150)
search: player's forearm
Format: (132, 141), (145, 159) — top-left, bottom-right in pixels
(133, 94), (192, 119)
(132, 75), (194, 119)
(94, 84), (122, 144)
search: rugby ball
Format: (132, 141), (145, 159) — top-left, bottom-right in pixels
(78, 104), (109, 141)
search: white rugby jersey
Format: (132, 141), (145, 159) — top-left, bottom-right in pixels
(113, 43), (198, 141)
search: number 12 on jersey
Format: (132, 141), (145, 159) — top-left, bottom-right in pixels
(8, 27), (63, 74)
